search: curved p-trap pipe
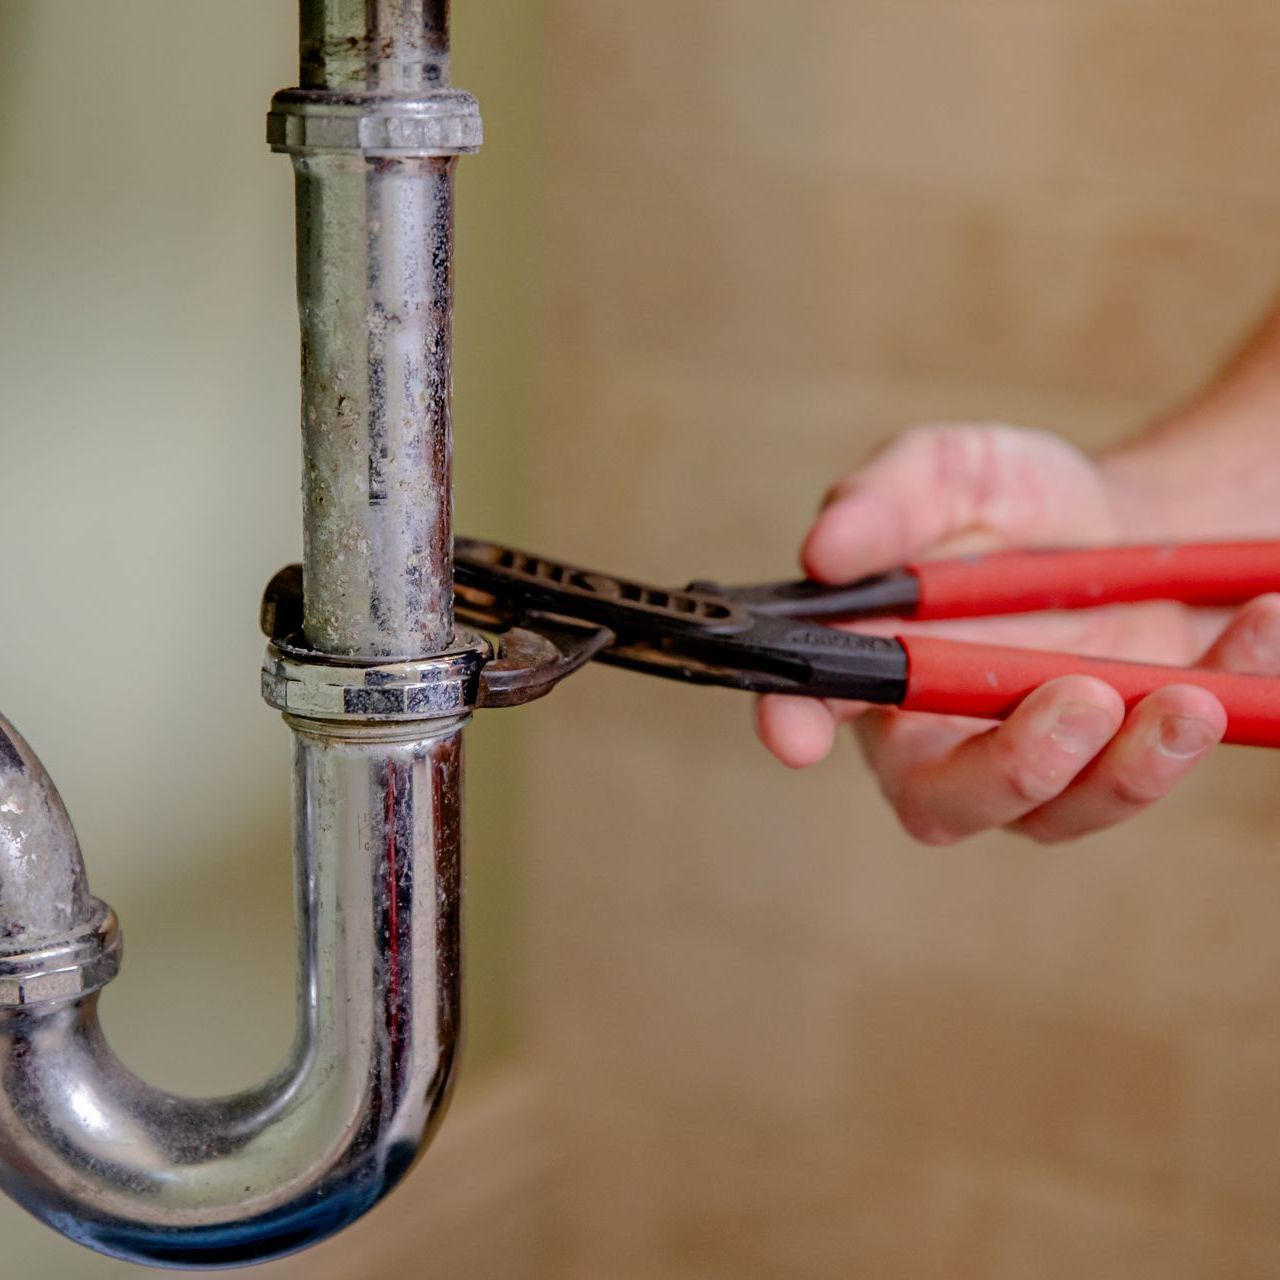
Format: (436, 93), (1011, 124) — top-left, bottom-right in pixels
(0, 709), (464, 1267)
(0, 1), (486, 1264)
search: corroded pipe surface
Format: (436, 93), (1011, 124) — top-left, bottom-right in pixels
(0, 0), (481, 1266)
(302, 0), (451, 91)
(293, 148), (460, 658)
(287, 0), (480, 660)
(0, 715), (97, 948)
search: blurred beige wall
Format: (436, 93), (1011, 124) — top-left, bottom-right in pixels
(0, 2), (538, 1276)
(528, 2), (1280, 1278)
(9, 3), (1280, 1280)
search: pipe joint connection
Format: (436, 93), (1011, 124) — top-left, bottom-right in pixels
(262, 630), (491, 721)
(0, 907), (120, 1010)
(269, 87), (482, 157)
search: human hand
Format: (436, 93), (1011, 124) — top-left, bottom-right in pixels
(756, 424), (1280, 844)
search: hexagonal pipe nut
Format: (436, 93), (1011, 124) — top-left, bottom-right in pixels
(0, 908), (122, 1010)
(268, 87), (482, 156)
(262, 628), (491, 722)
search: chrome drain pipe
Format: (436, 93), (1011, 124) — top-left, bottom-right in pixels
(0, 1), (482, 1266)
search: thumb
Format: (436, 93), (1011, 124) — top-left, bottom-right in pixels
(802, 424), (1112, 584)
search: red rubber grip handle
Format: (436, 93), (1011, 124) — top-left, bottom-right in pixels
(899, 634), (1280, 747)
(911, 541), (1280, 620)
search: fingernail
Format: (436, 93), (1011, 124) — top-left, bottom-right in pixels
(1049, 704), (1116, 756)
(1157, 716), (1218, 759)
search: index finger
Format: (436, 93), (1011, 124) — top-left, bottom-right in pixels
(802, 424), (1113, 584)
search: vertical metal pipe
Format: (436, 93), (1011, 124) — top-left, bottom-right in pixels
(0, 2), (483, 1266)
(301, 0), (451, 91)
(290, 0), (477, 659)
(294, 151), (458, 657)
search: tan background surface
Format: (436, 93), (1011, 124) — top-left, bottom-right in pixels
(526, 2), (1280, 1278)
(3, 2), (1280, 1279)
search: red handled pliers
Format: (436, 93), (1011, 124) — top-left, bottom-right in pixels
(450, 538), (1280, 746)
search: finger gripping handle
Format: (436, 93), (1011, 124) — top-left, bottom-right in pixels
(899, 635), (1280, 747)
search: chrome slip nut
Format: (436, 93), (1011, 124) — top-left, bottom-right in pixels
(268, 88), (483, 156)
(0, 907), (122, 1009)
(262, 628), (492, 722)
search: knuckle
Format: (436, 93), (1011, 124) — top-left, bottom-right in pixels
(988, 742), (1059, 798)
(1007, 765), (1063, 807)
(903, 819), (961, 848)
(1109, 766), (1163, 809)
(895, 794), (962, 847)
(900, 423), (970, 474)
(928, 426), (976, 490)
(989, 735), (1063, 807)
(1012, 813), (1071, 846)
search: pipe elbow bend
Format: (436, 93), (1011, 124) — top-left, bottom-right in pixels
(0, 712), (464, 1268)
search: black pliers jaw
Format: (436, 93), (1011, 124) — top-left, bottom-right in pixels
(451, 537), (909, 707)
(261, 539), (910, 710)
